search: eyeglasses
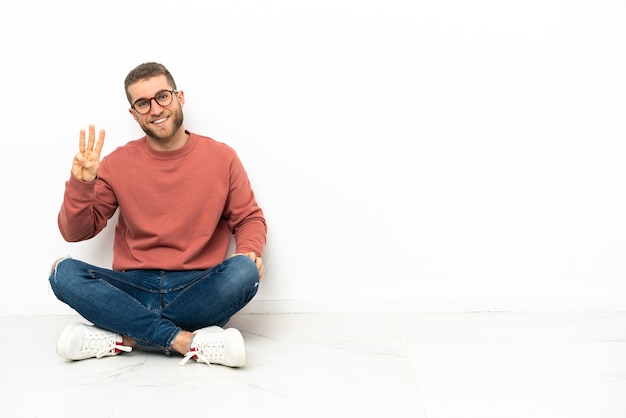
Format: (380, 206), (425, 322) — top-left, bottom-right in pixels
(131, 89), (178, 114)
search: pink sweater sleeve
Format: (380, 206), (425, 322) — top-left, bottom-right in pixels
(58, 175), (118, 242)
(224, 153), (267, 256)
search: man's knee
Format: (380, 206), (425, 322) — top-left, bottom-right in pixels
(227, 255), (260, 282)
(49, 257), (70, 285)
(50, 256), (70, 275)
(48, 257), (80, 290)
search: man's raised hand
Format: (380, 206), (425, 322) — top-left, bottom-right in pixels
(72, 125), (105, 182)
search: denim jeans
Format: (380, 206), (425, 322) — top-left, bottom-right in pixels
(49, 255), (260, 350)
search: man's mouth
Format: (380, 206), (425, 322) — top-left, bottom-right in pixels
(152, 116), (168, 126)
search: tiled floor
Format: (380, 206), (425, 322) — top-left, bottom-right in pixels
(1, 312), (625, 418)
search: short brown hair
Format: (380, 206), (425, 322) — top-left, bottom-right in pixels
(124, 62), (177, 104)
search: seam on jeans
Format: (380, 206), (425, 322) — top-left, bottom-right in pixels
(160, 271), (165, 310)
(92, 271), (161, 294)
(95, 278), (166, 347)
(165, 271), (213, 307)
(165, 327), (182, 351)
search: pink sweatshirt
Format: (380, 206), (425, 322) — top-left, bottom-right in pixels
(58, 132), (266, 271)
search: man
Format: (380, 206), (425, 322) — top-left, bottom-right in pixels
(49, 62), (266, 368)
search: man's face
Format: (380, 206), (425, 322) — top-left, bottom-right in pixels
(127, 75), (184, 142)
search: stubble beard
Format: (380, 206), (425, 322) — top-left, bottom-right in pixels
(141, 106), (184, 143)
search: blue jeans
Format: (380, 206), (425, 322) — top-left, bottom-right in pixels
(49, 255), (260, 350)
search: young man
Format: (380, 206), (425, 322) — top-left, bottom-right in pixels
(49, 62), (266, 368)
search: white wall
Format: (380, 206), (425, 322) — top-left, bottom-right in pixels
(1, 0), (625, 315)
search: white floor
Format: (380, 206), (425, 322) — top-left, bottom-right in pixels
(1, 312), (625, 418)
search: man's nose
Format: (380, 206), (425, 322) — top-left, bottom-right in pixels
(149, 98), (165, 113)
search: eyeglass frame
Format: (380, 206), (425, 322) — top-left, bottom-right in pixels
(130, 89), (179, 114)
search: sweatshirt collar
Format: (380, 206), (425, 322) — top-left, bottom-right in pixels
(142, 130), (198, 160)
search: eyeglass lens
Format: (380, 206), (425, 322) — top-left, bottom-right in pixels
(133, 90), (174, 114)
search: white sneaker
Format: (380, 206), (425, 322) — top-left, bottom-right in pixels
(56, 323), (132, 360)
(180, 326), (247, 367)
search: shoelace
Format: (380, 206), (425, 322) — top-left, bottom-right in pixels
(179, 341), (226, 366)
(80, 332), (132, 358)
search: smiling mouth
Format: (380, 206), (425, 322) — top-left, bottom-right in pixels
(152, 116), (168, 125)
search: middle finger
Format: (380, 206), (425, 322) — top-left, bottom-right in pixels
(86, 124), (95, 152)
